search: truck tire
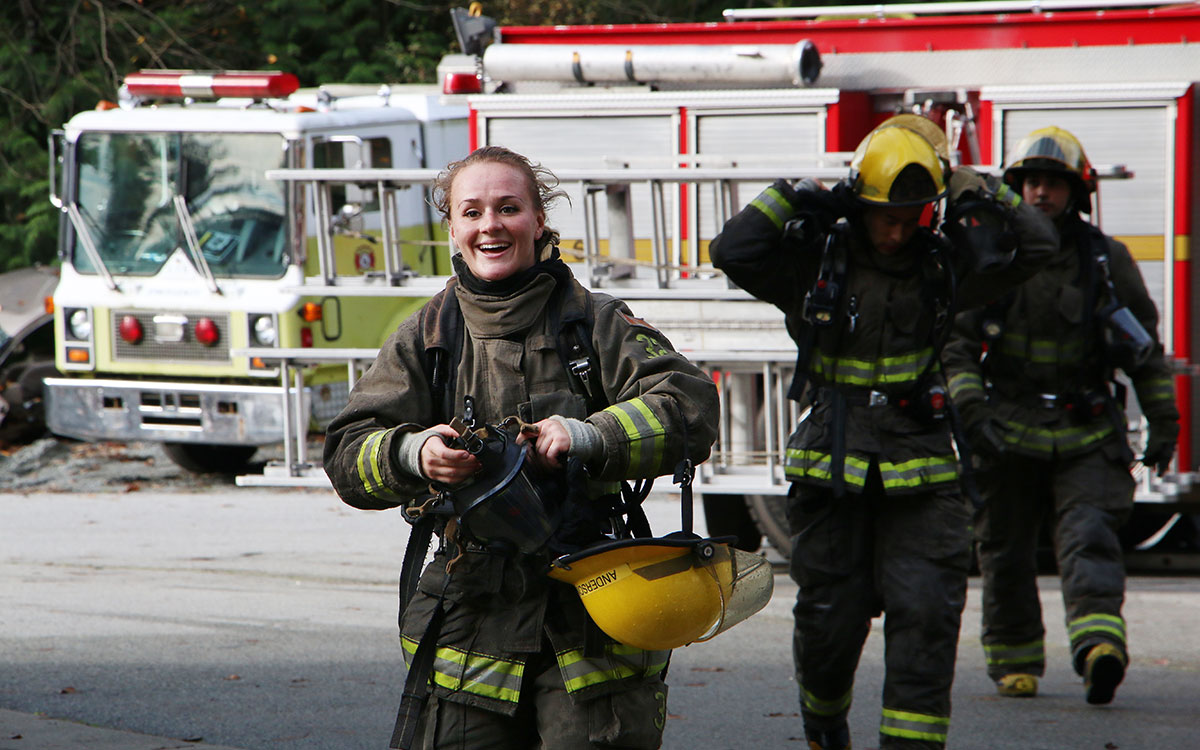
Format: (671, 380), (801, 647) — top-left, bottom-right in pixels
(746, 494), (792, 560)
(701, 494), (763, 552)
(163, 443), (258, 475)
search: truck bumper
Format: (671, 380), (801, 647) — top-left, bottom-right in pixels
(44, 377), (302, 445)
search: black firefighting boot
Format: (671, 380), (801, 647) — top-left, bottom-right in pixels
(1083, 643), (1126, 705)
(805, 723), (851, 750)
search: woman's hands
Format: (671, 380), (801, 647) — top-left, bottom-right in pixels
(419, 424), (481, 485)
(516, 418), (571, 472)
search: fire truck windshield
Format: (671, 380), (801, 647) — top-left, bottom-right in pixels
(73, 131), (288, 279)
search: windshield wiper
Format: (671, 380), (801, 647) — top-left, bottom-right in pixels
(65, 203), (119, 291)
(173, 194), (221, 295)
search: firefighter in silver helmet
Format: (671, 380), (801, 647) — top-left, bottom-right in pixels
(323, 146), (719, 749)
(711, 120), (1057, 750)
(943, 126), (1179, 704)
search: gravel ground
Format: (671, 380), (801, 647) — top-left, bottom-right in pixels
(0, 437), (312, 494)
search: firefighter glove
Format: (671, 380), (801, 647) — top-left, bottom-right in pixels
(960, 402), (1009, 461)
(948, 166), (992, 205)
(1141, 419), (1179, 476)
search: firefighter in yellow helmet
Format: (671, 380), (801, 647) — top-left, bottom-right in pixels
(711, 119), (1057, 750)
(943, 126), (1179, 704)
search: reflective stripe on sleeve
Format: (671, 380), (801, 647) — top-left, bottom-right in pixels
(1138, 377), (1176, 406)
(356, 428), (404, 502)
(603, 397), (666, 476)
(995, 182), (1021, 208)
(880, 707), (950, 743)
(947, 371), (985, 402)
(749, 185), (794, 230)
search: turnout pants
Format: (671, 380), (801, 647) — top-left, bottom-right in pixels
(789, 465), (971, 749)
(974, 446), (1134, 680)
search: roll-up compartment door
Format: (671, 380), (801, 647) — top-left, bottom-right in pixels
(692, 111), (826, 251)
(483, 114), (675, 247)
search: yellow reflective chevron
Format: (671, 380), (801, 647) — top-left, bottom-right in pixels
(401, 636), (525, 705)
(1068, 613), (1126, 646)
(749, 185), (795, 230)
(556, 643), (669, 694)
(356, 428), (404, 502)
(983, 639), (1045, 669)
(880, 707), (950, 743)
(603, 397), (666, 476)
(810, 348), (935, 388)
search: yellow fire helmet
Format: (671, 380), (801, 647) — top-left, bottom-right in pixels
(547, 534), (774, 651)
(849, 125), (948, 207)
(873, 114), (952, 170)
(1003, 126), (1097, 213)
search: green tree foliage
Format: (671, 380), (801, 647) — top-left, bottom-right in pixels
(0, 0), (459, 272)
(0, 0), (832, 271)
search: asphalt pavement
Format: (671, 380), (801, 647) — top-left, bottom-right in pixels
(3, 488), (1199, 750)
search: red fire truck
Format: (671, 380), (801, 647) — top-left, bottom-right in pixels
(251, 0), (1200, 560)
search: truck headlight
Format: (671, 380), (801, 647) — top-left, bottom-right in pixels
(66, 308), (92, 341)
(251, 314), (277, 346)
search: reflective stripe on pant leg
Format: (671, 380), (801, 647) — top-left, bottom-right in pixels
(982, 639), (1045, 675)
(880, 707), (950, 744)
(1068, 613), (1126, 651)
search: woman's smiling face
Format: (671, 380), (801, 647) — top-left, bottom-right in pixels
(448, 160), (546, 281)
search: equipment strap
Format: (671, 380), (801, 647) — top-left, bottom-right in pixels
(389, 593), (447, 750)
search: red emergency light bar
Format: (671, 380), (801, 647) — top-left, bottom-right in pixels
(124, 70), (300, 100)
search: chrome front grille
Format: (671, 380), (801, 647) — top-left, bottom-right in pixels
(111, 310), (231, 362)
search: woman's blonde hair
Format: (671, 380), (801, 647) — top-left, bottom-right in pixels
(432, 146), (568, 258)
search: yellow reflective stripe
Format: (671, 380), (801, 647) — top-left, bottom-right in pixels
(997, 333), (1084, 365)
(983, 639), (1045, 667)
(1068, 614), (1126, 644)
(784, 449), (869, 488)
(603, 398), (666, 476)
(878, 455), (959, 488)
(401, 636), (524, 704)
(557, 644), (669, 694)
(947, 371), (984, 401)
(880, 708), (950, 743)
(812, 348), (934, 387)
(801, 684), (853, 717)
(356, 428), (402, 501)
(749, 186), (793, 230)
(995, 183), (1021, 208)
(1139, 377), (1175, 404)
(1001, 419), (1113, 454)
